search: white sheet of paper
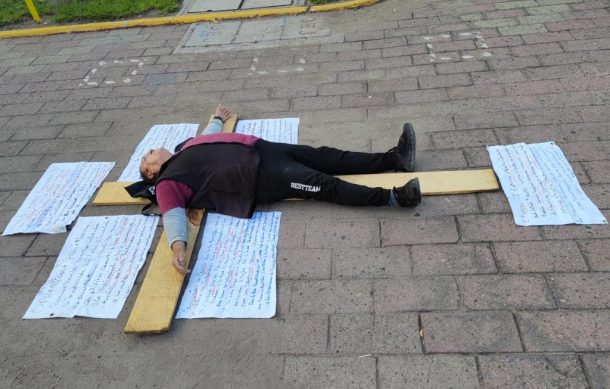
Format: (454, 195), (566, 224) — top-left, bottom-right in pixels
(176, 212), (281, 319)
(3, 162), (114, 235)
(235, 118), (299, 144)
(23, 215), (159, 319)
(488, 142), (607, 226)
(118, 123), (199, 181)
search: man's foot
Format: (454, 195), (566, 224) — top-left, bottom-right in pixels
(395, 123), (416, 172)
(392, 178), (421, 207)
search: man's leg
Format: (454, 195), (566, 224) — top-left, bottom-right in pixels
(257, 140), (396, 175)
(256, 162), (391, 205)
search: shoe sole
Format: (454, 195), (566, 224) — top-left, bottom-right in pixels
(408, 177), (421, 205)
(401, 122), (416, 171)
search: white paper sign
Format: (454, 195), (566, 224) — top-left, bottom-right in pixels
(118, 123), (199, 181)
(24, 215), (159, 319)
(177, 212), (281, 319)
(3, 162), (114, 235)
(488, 142), (607, 226)
(235, 118), (299, 144)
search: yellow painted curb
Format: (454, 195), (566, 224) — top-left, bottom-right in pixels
(310, 0), (379, 12)
(0, 0), (381, 39)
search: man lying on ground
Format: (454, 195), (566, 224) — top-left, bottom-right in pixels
(140, 104), (420, 273)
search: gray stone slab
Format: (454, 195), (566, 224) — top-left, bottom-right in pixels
(242, 0), (293, 9)
(379, 355), (479, 388)
(189, 0), (241, 12)
(282, 15), (333, 39)
(183, 21), (241, 47)
(235, 19), (285, 43)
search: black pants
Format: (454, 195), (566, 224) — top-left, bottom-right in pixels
(255, 140), (396, 206)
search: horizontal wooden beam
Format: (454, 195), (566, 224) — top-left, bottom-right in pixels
(95, 169), (499, 206)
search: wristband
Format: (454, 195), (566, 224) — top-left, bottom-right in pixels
(213, 115), (225, 123)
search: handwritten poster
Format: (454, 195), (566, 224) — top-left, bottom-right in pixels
(235, 118), (299, 144)
(3, 162), (114, 235)
(23, 215), (159, 319)
(488, 142), (607, 226)
(118, 123), (199, 181)
(177, 212), (281, 319)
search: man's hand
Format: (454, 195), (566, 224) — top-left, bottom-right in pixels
(171, 241), (190, 274)
(214, 104), (232, 123)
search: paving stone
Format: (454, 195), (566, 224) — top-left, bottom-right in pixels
(189, 0), (241, 12)
(583, 353), (610, 389)
(448, 84), (505, 99)
(379, 355), (478, 388)
(330, 313), (375, 353)
(333, 246), (410, 278)
(516, 107), (582, 125)
(372, 313), (422, 353)
(0, 257), (47, 286)
(384, 65), (435, 80)
(479, 354), (587, 388)
(527, 4), (571, 14)
(374, 277), (459, 312)
(435, 60), (488, 74)
(549, 273), (610, 308)
(454, 111), (518, 130)
(459, 274), (555, 309)
(263, 314), (328, 354)
(494, 241), (587, 272)
(290, 279), (373, 313)
(422, 311), (522, 352)
(277, 248), (331, 280)
(412, 243), (497, 275)
(488, 56), (541, 69)
(278, 217), (305, 249)
(284, 357), (376, 388)
(579, 239), (610, 271)
(241, 0), (292, 9)
(313, 107), (367, 123)
(380, 216), (458, 246)
(496, 0), (538, 10)
(395, 89), (449, 105)
(499, 24), (548, 35)
(319, 60), (364, 72)
(471, 69), (527, 84)
(523, 31), (574, 44)
(318, 82), (366, 96)
(474, 18), (519, 28)
(547, 19), (597, 31)
(517, 310), (610, 351)
(416, 149), (468, 170)
(305, 218), (379, 248)
(0, 234), (36, 257)
(418, 73), (472, 89)
(432, 129), (498, 149)
(459, 214), (542, 242)
(342, 92), (394, 108)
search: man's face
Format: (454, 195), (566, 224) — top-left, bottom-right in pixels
(140, 148), (171, 181)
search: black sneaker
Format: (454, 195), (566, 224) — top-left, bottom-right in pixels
(395, 122), (416, 172)
(392, 178), (421, 207)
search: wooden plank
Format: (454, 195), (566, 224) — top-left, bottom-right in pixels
(93, 182), (149, 206)
(92, 114), (238, 206)
(96, 169), (499, 206)
(338, 169), (499, 195)
(124, 216), (200, 333)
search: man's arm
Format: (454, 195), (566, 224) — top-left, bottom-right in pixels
(201, 104), (232, 135)
(157, 180), (193, 274)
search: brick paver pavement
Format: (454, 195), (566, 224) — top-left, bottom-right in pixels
(1, 0), (609, 387)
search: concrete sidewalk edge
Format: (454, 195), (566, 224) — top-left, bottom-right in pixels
(0, 0), (381, 39)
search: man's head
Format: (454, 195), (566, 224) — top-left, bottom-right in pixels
(139, 147), (173, 183)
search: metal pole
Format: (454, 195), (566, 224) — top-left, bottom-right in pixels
(25, 0), (42, 24)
